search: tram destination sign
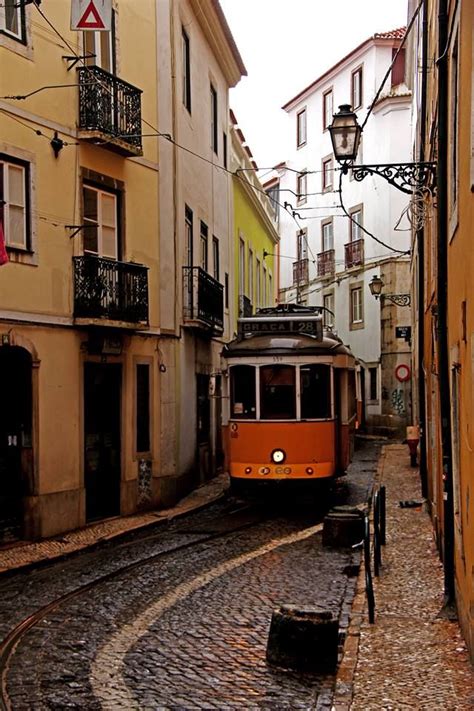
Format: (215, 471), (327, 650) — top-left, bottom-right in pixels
(239, 317), (323, 340)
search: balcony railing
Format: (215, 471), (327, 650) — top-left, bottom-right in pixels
(317, 249), (335, 277)
(293, 258), (309, 285)
(73, 256), (148, 324)
(239, 294), (253, 318)
(77, 66), (142, 156)
(183, 267), (224, 331)
(345, 239), (364, 269)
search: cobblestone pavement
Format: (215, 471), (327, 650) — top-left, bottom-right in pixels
(333, 444), (474, 711)
(0, 442), (380, 709)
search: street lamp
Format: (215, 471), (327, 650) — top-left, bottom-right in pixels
(329, 105), (436, 195)
(369, 275), (411, 307)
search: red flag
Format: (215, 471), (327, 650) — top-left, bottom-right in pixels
(0, 221), (8, 266)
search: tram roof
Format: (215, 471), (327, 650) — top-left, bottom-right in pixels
(222, 332), (353, 358)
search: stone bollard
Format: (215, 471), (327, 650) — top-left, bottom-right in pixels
(322, 506), (364, 548)
(266, 604), (339, 672)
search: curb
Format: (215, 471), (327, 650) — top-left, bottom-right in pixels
(331, 446), (387, 710)
(0, 485), (229, 580)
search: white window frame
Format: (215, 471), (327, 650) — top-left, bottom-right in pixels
(351, 66), (363, 110)
(322, 156), (333, 191)
(0, 157), (28, 250)
(350, 286), (363, 324)
(0, 0), (25, 42)
(321, 220), (333, 252)
(83, 184), (118, 259)
(323, 292), (334, 327)
(323, 89), (333, 131)
(296, 172), (307, 205)
(350, 208), (363, 242)
(297, 228), (308, 260)
(297, 108), (307, 147)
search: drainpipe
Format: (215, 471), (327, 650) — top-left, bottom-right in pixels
(417, 0), (428, 498)
(436, 0), (456, 607)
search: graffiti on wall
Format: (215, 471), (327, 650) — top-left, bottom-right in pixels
(391, 389), (406, 415)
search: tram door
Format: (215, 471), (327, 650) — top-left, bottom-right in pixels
(84, 363), (121, 521)
(196, 374), (211, 482)
(0, 346), (32, 540)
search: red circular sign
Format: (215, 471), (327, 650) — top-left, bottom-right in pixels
(395, 364), (411, 382)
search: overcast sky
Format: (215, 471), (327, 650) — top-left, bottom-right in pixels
(219, 0), (408, 169)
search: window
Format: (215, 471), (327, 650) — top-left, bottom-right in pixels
(223, 132), (227, 168)
(322, 156), (333, 191)
(200, 221), (208, 271)
(239, 238), (245, 295)
(323, 292), (334, 327)
(297, 229), (308, 260)
(263, 265), (267, 305)
(185, 204), (193, 266)
(256, 258), (261, 308)
(210, 84), (218, 154)
(231, 365), (256, 419)
(0, 156), (29, 250)
(351, 67), (363, 110)
(391, 48), (406, 87)
(349, 207), (363, 241)
(260, 365), (296, 420)
(297, 108), (307, 147)
(83, 184), (118, 258)
(296, 172), (307, 204)
(265, 183), (280, 224)
(0, 0), (25, 42)
(182, 28), (191, 111)
(136, 363), (150, 453)
(321, 220), (333, 251)
(224, 272), (229, 309)
(369, 366), (378, 401)
(350, 285), (363, 325)
(212, 236), (219, 281)
(323, 89), (333, 130)
(300, 365), (331, 419)
(248, 248), (253, 299)
(84, 12), (115, 72)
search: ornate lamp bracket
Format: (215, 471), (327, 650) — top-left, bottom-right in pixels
(383, 293), (411, 307)
(352, 162), (436, 195)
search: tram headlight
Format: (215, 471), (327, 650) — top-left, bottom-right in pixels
(271, 449), (286, 464)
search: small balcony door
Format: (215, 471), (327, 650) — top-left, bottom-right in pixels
(83, 12), (116, 73)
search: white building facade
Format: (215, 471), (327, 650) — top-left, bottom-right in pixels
(156, 0), (246, 497)
(278, 30), (413, 431)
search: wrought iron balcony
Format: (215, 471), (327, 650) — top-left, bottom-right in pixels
(183, 267), (224, 332)
(77, 66), (142, 156)
(345, 239), (364, 269)
(293, 258), (309, 285)
(317, 249), (335, 277)
(73, 256), (148, 325)
(238, 294), (253, 318)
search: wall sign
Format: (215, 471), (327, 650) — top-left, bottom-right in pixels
(395, 326), (411, 341)
(71, 0), (112, 31)
(395, 364), (411, 382)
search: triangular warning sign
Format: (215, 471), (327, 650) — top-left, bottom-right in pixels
(77, 1), (105, 30)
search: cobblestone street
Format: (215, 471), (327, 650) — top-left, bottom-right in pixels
(0, 442), (379, 709)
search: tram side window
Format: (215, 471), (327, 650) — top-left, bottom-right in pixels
(300, 365), (331, 419)
(260, 365), (296, 420)
(230, 366), (256, 419)
(348, 369), (357, 419)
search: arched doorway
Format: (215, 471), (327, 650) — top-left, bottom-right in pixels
(0, 346), (33, 540)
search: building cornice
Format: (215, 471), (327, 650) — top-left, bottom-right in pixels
(282, 35), (404, 112)
(189, 0), (247, 87)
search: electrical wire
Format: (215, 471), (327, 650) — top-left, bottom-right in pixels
(337, 170), (410, 255)
(361, 0), (425, 131)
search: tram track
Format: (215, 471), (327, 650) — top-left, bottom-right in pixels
(0, 502), (270, 711)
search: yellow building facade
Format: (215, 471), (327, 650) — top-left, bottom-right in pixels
(230, 113), (279, 328)
(411, 0), (474, 659)
(0, 1), (162, 538)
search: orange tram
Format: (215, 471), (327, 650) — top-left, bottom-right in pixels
(222, 304), (359, 494)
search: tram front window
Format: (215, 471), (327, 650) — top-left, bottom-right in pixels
(260, 365), (296, 420)
(230, 365), (256, 419)
(300, 364), (331, 419)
